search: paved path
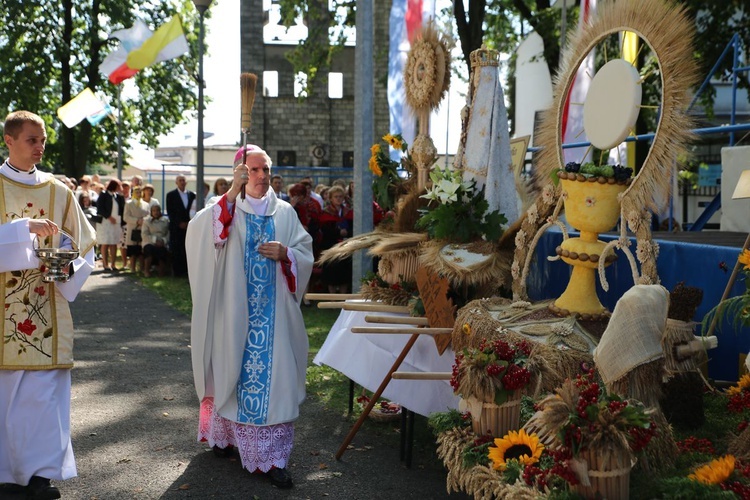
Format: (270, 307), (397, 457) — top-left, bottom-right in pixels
(36, 269), (470, 499)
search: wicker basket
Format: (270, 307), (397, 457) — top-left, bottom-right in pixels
(466, 391), (522, 437)
(571, 449), (634, 500)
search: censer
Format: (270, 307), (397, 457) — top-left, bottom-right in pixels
(34, 230), (79, 282)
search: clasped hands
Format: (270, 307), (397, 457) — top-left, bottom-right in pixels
(258, 241), (289, 262)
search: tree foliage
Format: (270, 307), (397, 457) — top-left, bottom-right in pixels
(0, 0), (202, 179)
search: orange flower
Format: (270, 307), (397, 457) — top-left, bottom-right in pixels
(689, 455), (735, 485)
(369, 156), (382, 177)
(739, 249), (750, 271)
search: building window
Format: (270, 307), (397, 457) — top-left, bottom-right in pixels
(342, 151), (354, 168)
(263, 71), (278, 97)
(294, 72), (308, 98)
(277, 150), (297, 166)
(329, 72), (343, 99)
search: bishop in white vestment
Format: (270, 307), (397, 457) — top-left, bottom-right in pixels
(0, 111), (96, 499)
(187, 146), (313, 488)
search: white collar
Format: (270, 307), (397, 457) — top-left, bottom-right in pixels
(0, 160), (45, 186)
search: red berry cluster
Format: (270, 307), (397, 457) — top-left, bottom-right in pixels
(721, 481), (750, 499)
(501, 364), (531, 391)
(477, 338), (531, 361)
(574, 372), (600, 420)
(628, 420), (657, 452)
(562, 426), (583, 450)
(738, 460), (750, 478)
(449, 353), (464, 391)
(676, 436), (715, 455)
(486, 363), (506, 377)
(607, 399), (628, 414)
(729, 391), (750, 413)
(739, 420), (749, 433)
(522, 449), (579, 490)
(472, 434), (495, 448)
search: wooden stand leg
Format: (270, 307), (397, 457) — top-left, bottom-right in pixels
(348, 378), (355, 415)
(335, 333), (420, 460)
(404, 409), (415, 468)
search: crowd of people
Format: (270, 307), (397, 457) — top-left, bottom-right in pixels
(63, 173), (170, 277)
(60, 168), (378, 290)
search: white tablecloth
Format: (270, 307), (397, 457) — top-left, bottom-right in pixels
(313, 306), (460, 417)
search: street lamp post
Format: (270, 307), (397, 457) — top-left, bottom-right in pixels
(193, 0), (213, 212)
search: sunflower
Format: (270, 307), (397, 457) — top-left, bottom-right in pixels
(368, 156), (382, 177)
(488, 429), (544, 471)
(462, 323), (472, 335)
(727, 374), (750, 396)
(688, 455), (735, 485)
(370, 143), (381, 156)
(383, 133), (404, 151)
(739, 249), (750, 271)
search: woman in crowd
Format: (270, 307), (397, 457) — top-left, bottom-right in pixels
(288, 182), (321, 257)
(206, 177), (229, 205)
(78, 192), (99, 227)
(318, 185), (353, 293)
(142, 183), (160, 208)
(123, 186), (150, 273)
(95, 179), (125, 271)
(141, 204), (170, 277)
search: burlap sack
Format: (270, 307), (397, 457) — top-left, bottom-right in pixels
(594, 285), (669, 385)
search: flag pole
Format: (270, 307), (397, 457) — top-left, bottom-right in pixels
(117, 84), (123, 180)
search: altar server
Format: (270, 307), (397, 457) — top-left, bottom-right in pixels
(0, 110), (96, 499)
(186, 145), (313, 488)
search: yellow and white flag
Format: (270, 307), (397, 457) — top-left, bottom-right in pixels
(57, 88), (106, 128)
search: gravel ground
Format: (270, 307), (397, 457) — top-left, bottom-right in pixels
(8, 269), (470, 500)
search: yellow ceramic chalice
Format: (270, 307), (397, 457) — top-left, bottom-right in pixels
(551, 175), (629, 318)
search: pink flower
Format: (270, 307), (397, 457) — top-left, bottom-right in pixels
(34, 286), (46, 296)
(18, 319), (37, 336)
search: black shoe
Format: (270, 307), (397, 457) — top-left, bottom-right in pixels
(212, 445), (235, 458)
(0, 482), (25, 494)
(266, 467), (293, 489)
(25, 476), (60, 500)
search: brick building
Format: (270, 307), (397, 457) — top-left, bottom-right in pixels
(239, 0), (391, 170)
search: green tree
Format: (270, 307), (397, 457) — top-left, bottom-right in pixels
(0, 0), (201, 179)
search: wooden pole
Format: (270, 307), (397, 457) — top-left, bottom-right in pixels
(336, 333), (419, 460)
(305, 293), (362, 301)
(391, 372), (452, 380)
(350, 326), (452, 335)
(341, 303), (411, 314)
(706, 232), (750, 337)
(364, 315), (429, 326)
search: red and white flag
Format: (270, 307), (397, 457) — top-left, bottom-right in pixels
(562, 0), (596, 164)
(387, 0), (435, 152)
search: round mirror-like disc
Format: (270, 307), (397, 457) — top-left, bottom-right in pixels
(583, 58), (642, 151)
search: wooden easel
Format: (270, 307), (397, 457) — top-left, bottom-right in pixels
(310, 269), (456, 461)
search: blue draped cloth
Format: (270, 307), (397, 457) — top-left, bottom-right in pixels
(529, 229), (749, 381)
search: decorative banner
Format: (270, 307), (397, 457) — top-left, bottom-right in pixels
(57, 88), (106, 128)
